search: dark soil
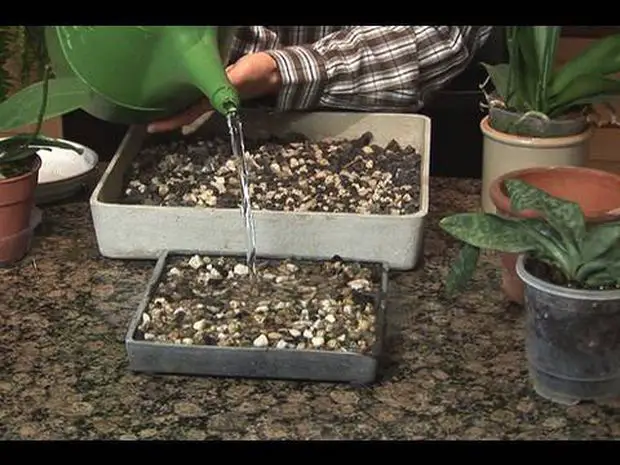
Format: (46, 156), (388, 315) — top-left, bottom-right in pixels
(122, 131), (421, 215)
(134, 254), (383, 354)
(0, 156), (37, 180)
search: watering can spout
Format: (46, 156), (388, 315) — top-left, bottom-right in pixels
(44, 26), (241, 125)
(164, 26), (239, 116)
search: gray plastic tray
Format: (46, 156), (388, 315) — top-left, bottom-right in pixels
(90, 110), (431, 270)
(125, 251), (389, 385)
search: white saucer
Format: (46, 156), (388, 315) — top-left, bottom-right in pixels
(33, 139), (99, 204)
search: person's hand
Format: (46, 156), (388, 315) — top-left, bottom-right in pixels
(147, 52), (282, 134)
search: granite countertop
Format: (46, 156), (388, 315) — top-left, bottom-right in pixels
(1, 175), (619, 440)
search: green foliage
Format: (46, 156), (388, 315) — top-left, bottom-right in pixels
(482, 26), (620, 119)
(440, 179), (620, 295)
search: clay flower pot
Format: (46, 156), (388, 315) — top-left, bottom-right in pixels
(489, 165), (620, 304)
(0, 155), (41, 266)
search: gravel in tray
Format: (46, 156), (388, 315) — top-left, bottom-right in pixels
(134, 255), (381, 354)
(123, 131), (421, 215)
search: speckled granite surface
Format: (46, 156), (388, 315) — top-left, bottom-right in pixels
(1, 175), (619, 440)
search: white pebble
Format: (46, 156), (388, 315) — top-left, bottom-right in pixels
(311, 336), (325, 348)
(193, 319), (207, 331)
(188, 255), (204, 270)
(234, 264), (249, 275)
(181, 338), (194, 345)
(325, 314), (336, 323)
(276, 340), (288, 349)
(303, 329), (313, 339)
(288, 328), (301, 337)
(348, 279), (370, 291)
(253, 334), (269, 347)
(168, 267), (182, 277)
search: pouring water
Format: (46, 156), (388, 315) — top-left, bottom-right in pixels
(226, 111), (257, 278)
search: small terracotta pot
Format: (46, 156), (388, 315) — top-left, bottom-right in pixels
(489, 165), (620, 305)
(0, 155), (41, 266)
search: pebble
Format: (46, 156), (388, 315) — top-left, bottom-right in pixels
(253, 334), (269, 347)
(188, 255), (203, 270)
(234, 264), (250, 275)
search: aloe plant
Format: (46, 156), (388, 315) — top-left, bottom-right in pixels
(481, 26), (620, 125)
(440, 179), (620, 295)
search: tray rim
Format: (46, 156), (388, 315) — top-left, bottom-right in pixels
(91, 110), (431, 221)
(125, 250), (390, 382)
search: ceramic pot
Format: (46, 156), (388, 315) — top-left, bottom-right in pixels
(480, 115), (593, 213)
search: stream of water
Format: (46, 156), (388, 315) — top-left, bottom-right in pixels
(226, 112), (257, 277)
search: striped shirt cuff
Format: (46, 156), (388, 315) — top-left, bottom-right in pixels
(265, 46), (327, 111)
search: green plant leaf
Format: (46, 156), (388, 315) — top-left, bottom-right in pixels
(504, 179), (586, 258)
(444, 243), (480, 297)
(481, 63), (509, 100)
(0, 76), (90, 132)
(551, 34), (620, 97)
(548, 75), (620, 116)
(531, 26), (560, 111)
(439, 213), (537, 253)
(581, 221), (620, 263)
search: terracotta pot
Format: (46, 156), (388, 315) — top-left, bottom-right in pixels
(0, 155), (41, 266)
(480, 115), (592, 213)
(490, 165), (620, 305)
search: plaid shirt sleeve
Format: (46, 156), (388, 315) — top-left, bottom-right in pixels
(229, 26), (493, 112)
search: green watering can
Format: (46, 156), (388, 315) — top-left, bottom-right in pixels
(43, 25), (240, 125)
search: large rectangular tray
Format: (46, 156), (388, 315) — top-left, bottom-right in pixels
(90, 110), (431, 270)
(125, 251), (389, 385)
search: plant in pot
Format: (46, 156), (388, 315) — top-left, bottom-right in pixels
(440, 179), (620, 405)
(490, 165), (620, 305)
(0, 66), (83, 265)
(479, 26), (620, 213)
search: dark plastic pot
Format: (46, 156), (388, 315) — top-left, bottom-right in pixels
(516, 255), (620, 405)
(488, 107), (588, 138)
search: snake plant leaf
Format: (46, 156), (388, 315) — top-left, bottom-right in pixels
(513, 27), (541, 108)
(439, 213), (536, 252)
(531, 26), (560, 110)
(505, 179), (586, 250)
(444, 243), (480, 296)
(581, 221), (620, 263)
(0, 76), (90, 132)
(548, 75), (620, 116)
(481, 63), (509, 100)
(551, 33), (620, 97)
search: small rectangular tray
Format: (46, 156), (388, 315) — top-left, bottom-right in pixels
(91, 110), (431, 270)
(125, 251), (389, 385)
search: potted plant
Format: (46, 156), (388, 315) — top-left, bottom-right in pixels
(0, 66), (83, 265)
(440, 179), (620, 405)
(479, 26), (620, 213)
(490, 165), (620, 304)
